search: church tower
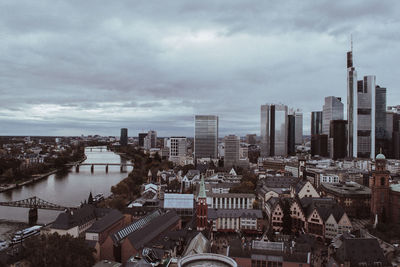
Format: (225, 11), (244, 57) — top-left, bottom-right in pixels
(196, 177), (208, 231)
(370, 153), (390, 223)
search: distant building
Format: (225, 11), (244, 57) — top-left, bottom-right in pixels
(246, 134), (256, 145)
(169, 136), (187, 165)
(138, 133), (147, 147)
(295, 110), (303, 145)
(194, 115), (218, 159)
(261, 104), (288, 157)
(311, 111), (323, 136)
(148, 130), (157, 148)
(224, 135), (239, 169)
(287, 114), (296, 156)
(208, 209), (263, 233)
(322, 96), (344, 136)
(347, 49), (358, 158)
(375, 85), (386, 155)
(311, 134), (328, 157)
(329, 120), (347, 160)
(120, 128), (128, 146)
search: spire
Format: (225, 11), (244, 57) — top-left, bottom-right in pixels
(198, 176), (206, 199)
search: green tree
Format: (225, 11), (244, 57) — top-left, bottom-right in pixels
(23, 233), (95, 267)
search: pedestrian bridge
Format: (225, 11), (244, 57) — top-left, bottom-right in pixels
(65, 163), (134, 173)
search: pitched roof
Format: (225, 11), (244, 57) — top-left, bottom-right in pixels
(86, 209), (124, 233)
(51, 205), (98, 230)
(183, 232), (210, 256)
(127, 210), (180, 250)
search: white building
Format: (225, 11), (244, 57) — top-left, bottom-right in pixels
(169, 136), (187, 165)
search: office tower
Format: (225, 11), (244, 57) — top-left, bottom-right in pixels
(224, 135), (239, 169)
(311, 111), (323, 136)
(287, 114), (296, 155)
(138, 133), (147, 147)
(147, 130), (157, 148)
(347, 50), (358, 158)
(330, 120), (347, 160)
(169, 137), (187, 164)
(322, 96), (344, 136)
(246, 134), (256, 145)
(375, 86), (387, 155)
(260, 104), (288, 157)
(194, 115), (218, 159)
(386, 107), (400, 159)
(311, 134), (328, 157)
(120, 128), (128, 146)
(357, 75), (376, 159)
(295, 111), (303, 145)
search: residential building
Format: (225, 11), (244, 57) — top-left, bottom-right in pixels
(194, 115), (218, 159)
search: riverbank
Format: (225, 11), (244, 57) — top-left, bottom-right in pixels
(0, 155), (87, 193)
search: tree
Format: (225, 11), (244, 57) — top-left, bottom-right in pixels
(282, 199), (292, 235)
(23, 233), (95, 267)
(88, 192), (93, 204)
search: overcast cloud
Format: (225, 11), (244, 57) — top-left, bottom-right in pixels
(1, 0), (400, 137)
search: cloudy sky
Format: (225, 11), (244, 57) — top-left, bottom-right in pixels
(1, 1), (399, 137)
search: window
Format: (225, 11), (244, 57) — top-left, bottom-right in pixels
(381, 177), (385, 186)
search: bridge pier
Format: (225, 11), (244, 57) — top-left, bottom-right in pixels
(75, 165), (80, 172)
(91, 164), (94, 173)
(105, 164), (109, 173)
(28, 208), (38, 226)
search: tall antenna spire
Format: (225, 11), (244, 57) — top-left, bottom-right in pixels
(351, 34), (353, 52)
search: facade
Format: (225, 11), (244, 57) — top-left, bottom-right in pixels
(194, 115), (218, 159)
(169, 136), (187, 165)
(287, 114), (296, 155)
(138, 133), (147, 147)
(375, 85), (387, 155)
(311, 134), (328, 157)
(209, 193), (256, 209)
(347, 50), (358, 158)
(120, 128), (128, 146)
(322, 96), (344, 136)
(319, 182), (371, 218)
(260, 104), (288, 157)
(224, 135), (240, 169)
(197, 178), (208, 230)
(208, 209), (263, 233)
(311, 111), (323, 136)
(357, 75), (376, 159)
(370, 154), (391, 223)
(147, 130), (157, 148)
(329, 120), (347, 160)
(295, 111), (303, 145)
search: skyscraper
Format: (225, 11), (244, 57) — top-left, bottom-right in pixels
(138, 133), (147, 147)
(260, 104), (288, 157)
(322, 96), (344, 136)
(194, 115), (218, 159)
(120, 128), (128, 146)
(330, 120), (347, 160)
(224, 135), (239, 169)
(287, 114), (296, 155)
(294, 111), (303, 145)
(347, 50), (358, 158)
(147, 130), (157, 148)
(357, 75), (376, 159)
(311, 111), (323, 136)
(375, 85), (387, 155)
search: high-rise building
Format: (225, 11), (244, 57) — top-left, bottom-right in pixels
(246, 134), (256, 145)
(120, 128), (128, 146)
(138, 133), (147, 147)
(375, 86), (387, 155)
(347, 50), (358, 158)
(148, 130), (157, 148)
(357, 75), (376, 159)
(287, 114), (296, 156)
(260, 104), (288, 157)
(294, 111), (303, 145)
(386, 107), (400, 159)
(330, 120), (347, 160)
(311, 134), (328, 157)
(194, 115), (218, 159)
(322, 96), (344, 136)
(169, 137), (187, 164)
(311, 111), (323, 136)
(224, 135), (239, 169)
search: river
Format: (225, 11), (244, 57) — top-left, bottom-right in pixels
(0, 146), (132, 226)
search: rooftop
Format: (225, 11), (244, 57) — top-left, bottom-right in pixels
(320, 182), (371, 196)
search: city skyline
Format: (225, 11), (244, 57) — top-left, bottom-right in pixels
(1, 1), (400, 137)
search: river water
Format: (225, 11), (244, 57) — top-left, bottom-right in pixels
(0, 146), (132, 225)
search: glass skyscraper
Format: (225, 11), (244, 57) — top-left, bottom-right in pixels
(194, 115), (218, 159)
(347, 50), (358, 158)
(311, 111), (323, 136)
(322, 96), (344, 136)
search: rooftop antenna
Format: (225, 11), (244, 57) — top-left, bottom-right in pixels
(350, 34), (353, 52)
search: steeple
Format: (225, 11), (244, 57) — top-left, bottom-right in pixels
(197, 176), (206, 200)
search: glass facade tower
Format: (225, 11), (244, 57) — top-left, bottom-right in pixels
(194, 115), (218, 159)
